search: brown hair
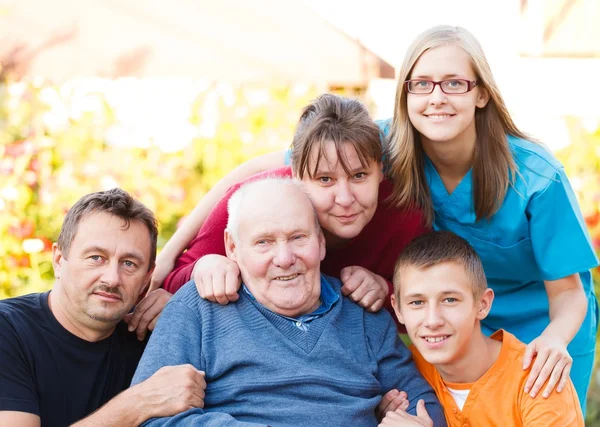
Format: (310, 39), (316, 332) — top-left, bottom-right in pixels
(393, 231), (487, 299)
(291, 94), (381, 179)
(386, 25), (533, 226)
(57, 188), (158, 270)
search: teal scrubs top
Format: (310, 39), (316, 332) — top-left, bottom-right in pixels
(375, 118), (598, 355)
(424, 135), (598, 356)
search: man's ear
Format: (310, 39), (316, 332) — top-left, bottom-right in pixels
(224, 230), (237, 261)
(52, 243), (63, 280)
(318, 229), (326, 262)
(390, 293), (405, 325)
(140, 265), (156, 297)
(476, 288), (494, 320)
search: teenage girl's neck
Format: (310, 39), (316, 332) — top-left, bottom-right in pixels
(421, 136), (476, 184)
(435, 327), (501, 384)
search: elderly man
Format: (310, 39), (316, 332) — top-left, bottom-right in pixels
(132, 178), (445, 427)
(0, 189), (206, 427)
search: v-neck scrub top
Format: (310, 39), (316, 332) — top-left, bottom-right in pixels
(424, 136), (598, 347)
(380, 118), (599, 407)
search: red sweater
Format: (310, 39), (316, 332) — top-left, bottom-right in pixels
(164, 166), (429, 327)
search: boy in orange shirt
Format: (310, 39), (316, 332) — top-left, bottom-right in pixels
(379, 231), (583, 427)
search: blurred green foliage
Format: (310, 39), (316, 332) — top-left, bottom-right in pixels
(555, 119), (600, 425)
(0, 79), (317, 298)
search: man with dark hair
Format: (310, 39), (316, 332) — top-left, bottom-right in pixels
(0, 188), (206, 427)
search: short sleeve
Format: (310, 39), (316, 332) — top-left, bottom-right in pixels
(0, 314), (39, 415)
(527, 167), (599, 281)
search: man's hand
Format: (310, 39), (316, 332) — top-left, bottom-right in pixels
(132, 365), (206, 418)
(124, 289), (171, 341)
(147, 251), (176, 293)
(378, 400), (433, 427)
(194, 254), (241, 305)
(340, 266), (388, 312)
(376, 389), (409, 421)
(523, 333), (573, 398)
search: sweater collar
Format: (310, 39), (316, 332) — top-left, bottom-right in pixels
(242, 273), (339, 323)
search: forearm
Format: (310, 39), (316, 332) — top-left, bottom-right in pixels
(543, 284), (587, 345)
(71, 387), (147, 427)
(159, 186), (230, 262)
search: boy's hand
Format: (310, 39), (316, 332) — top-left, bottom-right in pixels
(340, 266), (388, 312)
(523, 333), (572, 398)
(376, 389), (409, 421)
(378, 400), (432, 427)
(194, 254), (241, 305)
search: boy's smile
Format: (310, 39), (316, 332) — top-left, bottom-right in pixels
(392, 261), (493, 373)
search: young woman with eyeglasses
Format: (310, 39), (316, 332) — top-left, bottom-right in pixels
(150, 25), (597, 411)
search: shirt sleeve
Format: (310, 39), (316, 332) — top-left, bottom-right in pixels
(527, 167), (599, 281)
(520, 380), (584, 426)
(367, 311), (447, 427)
(162, 185), (238, 293)
(0, 314), (39, 415)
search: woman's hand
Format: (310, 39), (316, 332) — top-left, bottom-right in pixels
(193, 254), (241, 304)
(340, 266), (388, 312)
(523, 333), (573, 398)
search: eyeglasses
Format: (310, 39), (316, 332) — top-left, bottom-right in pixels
(404, 79), (478, 95)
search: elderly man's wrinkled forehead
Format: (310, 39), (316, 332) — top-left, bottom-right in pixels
(226, 178), (320, 241)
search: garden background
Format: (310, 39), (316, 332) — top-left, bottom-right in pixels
(1, 0), (600, 424)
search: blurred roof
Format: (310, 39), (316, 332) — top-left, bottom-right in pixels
(0, 0), (394, 84)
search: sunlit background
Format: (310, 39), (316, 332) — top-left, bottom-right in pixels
(1, 0), (599, 423)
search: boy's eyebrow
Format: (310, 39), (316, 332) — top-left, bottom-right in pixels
(403, 289), (464, 299)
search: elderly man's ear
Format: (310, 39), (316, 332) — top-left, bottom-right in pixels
(224, 230), (237, 262)
(318, 230), (326, 262)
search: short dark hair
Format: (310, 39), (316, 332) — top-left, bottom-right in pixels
(393, 231), (487, 299)
(291, 94), (382, 179)
(57, 188), (158, 270)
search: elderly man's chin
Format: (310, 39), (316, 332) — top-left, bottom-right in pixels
(255, 274), (320, 316)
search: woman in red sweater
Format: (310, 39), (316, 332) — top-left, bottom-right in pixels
(154, 94), (428, 322)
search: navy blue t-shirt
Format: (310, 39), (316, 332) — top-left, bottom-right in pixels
(0, 292), (146, 426)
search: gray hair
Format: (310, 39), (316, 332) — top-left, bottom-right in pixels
(226, 177), (320, 242)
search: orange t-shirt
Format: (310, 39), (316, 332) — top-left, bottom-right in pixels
(410, 330), (584, 427)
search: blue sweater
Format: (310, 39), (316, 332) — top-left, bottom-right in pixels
(132, 275), (445, 426)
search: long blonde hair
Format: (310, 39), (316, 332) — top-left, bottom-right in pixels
(387, 25), (530, 227)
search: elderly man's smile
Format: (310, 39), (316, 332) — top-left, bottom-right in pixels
(273, 273), (300, 282)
